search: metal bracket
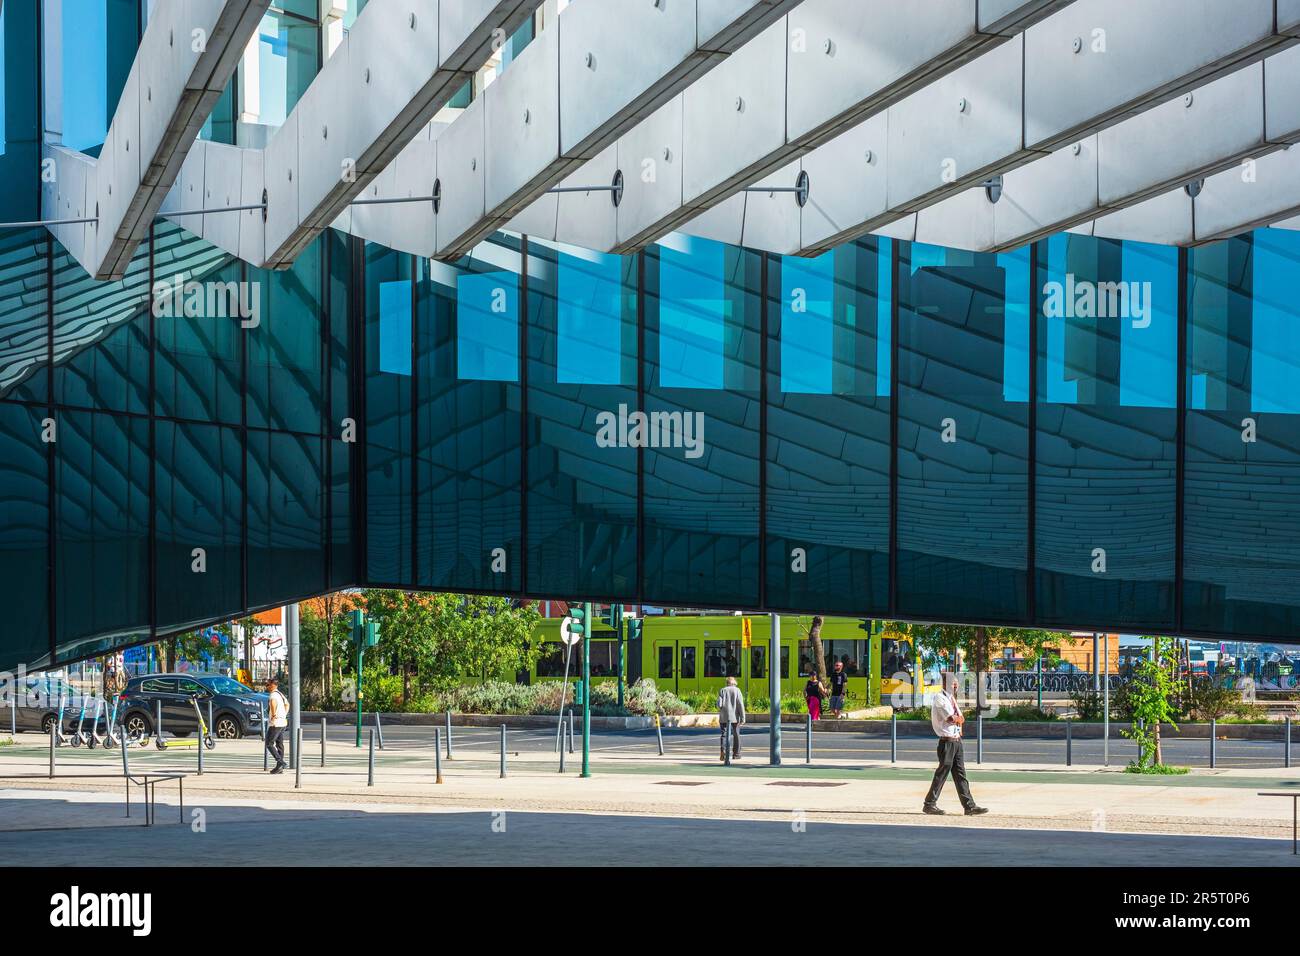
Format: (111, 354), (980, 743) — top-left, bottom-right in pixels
(546, 168), (624, 208)
(982, 175), (1003, 204)
(743, 170), (810, 208)
(1184, 178), (1205, 198)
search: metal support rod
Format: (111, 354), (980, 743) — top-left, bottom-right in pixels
(164, 202), (267, 218)
(547, 185), (621, 194)
(890, 712), (897, 764)
(434, 728), (443, 784)
(349, 195), (438, 206)
(445, 710), (454, 759)
(769, 612), (782, 766)
(287, 603), (300, 770)
(320, 717), (327, 767)
(375, 710), (385, 750)
(1210, 718), (1217, 769)
(500, 724), (507, 779)
(0, 216), (99, 228)
(294, 728), (302, 789)
(367, 729), (375, 787)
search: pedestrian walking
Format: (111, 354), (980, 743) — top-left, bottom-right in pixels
(828, 659), (849, 718)
(804, 674), (826, 721)
(923, 671), (987, 816)
(717, 676), (745, 761)
(265, 677), (289, 774)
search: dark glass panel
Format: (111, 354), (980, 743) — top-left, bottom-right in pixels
(524, 239), (637, 598)
(248, 238), (324, 434)
(363, 243), (411, 583)
(247, 429), (325, 608)
(329, 436), (354, 588)
(51, 238), (150, 414)
(415, 236), (524, 591)
(766, 239), (890, 614)
(897, 243), (1030, 622)
(0, 403), (49, 670)
(0, 229), (49, 403)
(1184, 231), (1300, 637)
(642, 236), (761, 607)
(153, 225), (243, 424)
(55, 410), (150, 659)
(1035, 235), (1178, 629)
(154, 421), (243, 633)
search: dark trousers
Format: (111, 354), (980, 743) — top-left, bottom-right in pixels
(266, 726), (286, 768)
(720, 722), (741, 757)
(925, 736), (975, 809)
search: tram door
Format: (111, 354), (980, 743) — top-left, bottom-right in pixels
(652, 640), (701, 696)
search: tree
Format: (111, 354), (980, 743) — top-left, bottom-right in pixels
(1122, 636), (1183, 769)
(159, 627), (236, 673)
(807, 615), (828, 686)
(879, 621), (1061, 705)
(300, 595), (355, 706)
(355, 590), (452, 702)
(215, 616), (272, 679)
(445, 596), (542, 683)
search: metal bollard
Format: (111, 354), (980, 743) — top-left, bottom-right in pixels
(207, 700), (214, 738)
(559, 736), (566, 774)
(724, 723), (732, 767)
(977, 712), (984, 764)
(197, 725), (204, 775)
(1210, 718), (1217, 769)
(367, 729), (375, 787)
(655, 714), (665, 756)
(295, 728), (302, 789)
(1066, 720), (1072, 767)
(434, 728), (443, 784)
(500, 724), (507, 778)
(375, 711), (385, 750)
(261, 703), (268, 771)
(445, 710), (454, 759)
(1287, 717), (1292, 769)
(890, 712), (897, 764)
(49, 721), (56, 778)
(568, 709), (575, 754)
(156, 700), (163, 741)
(320, 717), (327, 767)
(805, 714), (812, 764)
(10, 699), (16, 737)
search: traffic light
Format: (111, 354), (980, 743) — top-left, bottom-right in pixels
(349, 609), (365, 644)
(626, 618), (642, 643)
(603, 603), (623, 629)
(364, 621), (380, 647)
(568, 603), (588, 640)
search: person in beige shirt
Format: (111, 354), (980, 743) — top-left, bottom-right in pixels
(265, 678), (289, 774)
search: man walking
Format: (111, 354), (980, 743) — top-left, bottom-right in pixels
(828, 659), (849, 718)
(265, 677), (289, 774)
(923, 672), (987, 815)
(717, 676), (745, 762)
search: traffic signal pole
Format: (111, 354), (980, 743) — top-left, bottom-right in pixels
(582, 601), (593, 777)
(769, 612), (782, 765)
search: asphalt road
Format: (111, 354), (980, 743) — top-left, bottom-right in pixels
(296, 721), (1288, 770)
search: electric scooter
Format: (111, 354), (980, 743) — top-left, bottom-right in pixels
(80, 697), (104, 749)
(69, 696), (92, 748)
(52, 694), (78, 747)
(154, 696), (216, 751)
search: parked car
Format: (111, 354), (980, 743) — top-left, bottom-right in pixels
(3, 676), (93, 735)
(119, 673), (267, 740)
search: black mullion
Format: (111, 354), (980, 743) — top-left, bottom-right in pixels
(888, 239), (900, 618)
(636, 251), (646, 605)
(240, 258), (249, 614)
(45, 233), (56, 665)
(758, 252), (769, 611)
(1027, 241), (1038, 625)
(148, 224), (158, 640)
(410, 254), (419, 585)
(1175, 245), (1188, 634)
(352, 236), (367, 584)
(321, 234), (332, 591)
(519, 236), (529, 599)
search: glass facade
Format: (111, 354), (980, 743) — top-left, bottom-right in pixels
(8, 7), (1300, 676)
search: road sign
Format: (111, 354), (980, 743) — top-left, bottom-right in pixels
(741, 617), (752, 648)
(560, 616), (581, 645)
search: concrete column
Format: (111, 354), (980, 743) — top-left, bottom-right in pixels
(286, 603), (301, 770)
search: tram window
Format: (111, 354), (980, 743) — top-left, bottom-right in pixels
(680, 646), (697, 679)
(588, 642), (617, 677)
(704, 640), (741, 678)
(536, 643), (572, 678)
(750, 646), (791, 679)
(880, 640), (913, 679)
(658, 646), (674, 679)
(799, 641), (867, 677)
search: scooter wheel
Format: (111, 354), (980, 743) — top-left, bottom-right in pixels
(70, 736), (82, 748)
(155, 738), (167, 751)
(137, 737), (151, 749)
(203, 735), (216, 751)
(104, 738), (117, 749)
(87, 737), (97, 750)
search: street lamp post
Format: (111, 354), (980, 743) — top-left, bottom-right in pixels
(769, 613), (782, 766)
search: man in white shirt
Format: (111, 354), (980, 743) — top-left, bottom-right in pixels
(265, 678), (289, 774)
(923, 672), (987, 816)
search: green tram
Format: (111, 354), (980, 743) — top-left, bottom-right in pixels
(529, 614), (914, 707)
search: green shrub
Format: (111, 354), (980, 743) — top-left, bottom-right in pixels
(990, 703), (1057, 722)
(1069, 687), (1108, 721)
(1123, 762), (1189, 775)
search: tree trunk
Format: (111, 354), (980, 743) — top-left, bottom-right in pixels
(809, 615), (829, 686)
(324, 608), (334, 702)
(165, 639), (177, 672)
